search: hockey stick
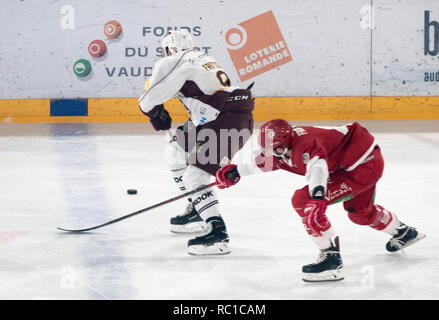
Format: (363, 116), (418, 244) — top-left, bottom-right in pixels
(57, 182), (217, 233)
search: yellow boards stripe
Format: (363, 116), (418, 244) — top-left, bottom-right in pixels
(1, 96), (439, 123)
(0, 99), (51, 117)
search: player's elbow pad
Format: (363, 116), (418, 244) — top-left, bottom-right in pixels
(306, 157), (329, 199)
(139, 92), (154, 114)
(208, 90), (231, 111)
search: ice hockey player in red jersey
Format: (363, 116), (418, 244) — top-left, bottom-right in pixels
(139, 29), (254, 255)
(215, 119), (425, 282)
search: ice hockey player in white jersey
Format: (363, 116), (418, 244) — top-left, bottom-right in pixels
(139, 29), (254, 255)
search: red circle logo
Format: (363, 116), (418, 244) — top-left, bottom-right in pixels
(88, 40), (107, 58)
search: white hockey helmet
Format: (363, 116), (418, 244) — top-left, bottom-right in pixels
(161, 29), (194, 57)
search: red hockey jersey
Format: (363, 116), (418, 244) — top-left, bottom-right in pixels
(252, 122), (376, 176)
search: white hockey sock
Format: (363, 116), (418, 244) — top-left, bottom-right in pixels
(182, 165), (221, 222)
(380, 212), (401, 235)
(191, 187), (220, 221)
(311, 227), (336, 250)
(371, 205), (401, 235)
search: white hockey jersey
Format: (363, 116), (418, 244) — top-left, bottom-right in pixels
(139, 49), (240, 126)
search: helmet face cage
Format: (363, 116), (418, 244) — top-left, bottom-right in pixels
(273, 146), (288, 159)
(161, 30), (194, 57)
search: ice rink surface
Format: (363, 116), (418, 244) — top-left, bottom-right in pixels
(0, 120), (438, 300)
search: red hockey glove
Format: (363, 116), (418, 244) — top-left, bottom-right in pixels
(303, 199), (330, 237)
(216, 164), (240, 189)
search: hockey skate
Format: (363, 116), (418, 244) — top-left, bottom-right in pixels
(386, 223), (426, 253)
(170, 201), (206, 234)
(302, 236), (344, 282)
(187, 217), (231, 256)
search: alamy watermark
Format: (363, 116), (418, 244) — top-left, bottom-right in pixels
(165, 127), (278, 171)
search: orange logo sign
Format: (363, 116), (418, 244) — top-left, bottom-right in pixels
(222, 10), (293, 81)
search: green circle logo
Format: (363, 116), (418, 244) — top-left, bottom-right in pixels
(73, 59), (92, 77)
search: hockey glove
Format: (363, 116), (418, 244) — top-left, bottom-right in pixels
(216, 164), (240, 189)
(303, 199), (330, 237)
(146, 104), (172, 131)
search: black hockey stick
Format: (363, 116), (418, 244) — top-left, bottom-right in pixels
(57, 182), (217, 233)
(246, 82), (255, 90)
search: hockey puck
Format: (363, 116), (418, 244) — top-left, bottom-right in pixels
(127, 189), (137, 195)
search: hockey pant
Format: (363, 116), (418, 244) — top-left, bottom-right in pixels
(164, 111), (253, 221)
(291, 146), (400, 249)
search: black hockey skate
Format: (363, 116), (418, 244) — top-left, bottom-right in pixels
(170, 200), (206, 234)
(187, 216), (231, 256)
(386, 223), (426, 253)
(302, 236), (344, 282)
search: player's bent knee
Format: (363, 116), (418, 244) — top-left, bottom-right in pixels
(347, 208), (375, 226)
(344, 201), (375, 225)
(164, 141), (187, 171)
(183, 165), (211, 189)
(291, 189), (310, 217)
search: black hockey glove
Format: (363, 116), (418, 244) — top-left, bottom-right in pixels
(146, 104), (172, 131)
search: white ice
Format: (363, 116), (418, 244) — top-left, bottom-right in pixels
(0, 120), (438, 300)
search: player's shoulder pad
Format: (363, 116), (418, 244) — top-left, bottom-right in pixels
(204, 53), (218, 61)
(151, 56), (183, 82)
(186, 50), (207, 59)
(186, 50), (215, 65)
(292, 126), (309, 137)
(292, 128), (315, 147)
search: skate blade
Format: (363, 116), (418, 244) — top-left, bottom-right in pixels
(388, 232), (426, 253)
(302, 268), (344, 282)
(187, 242), (231, 256)
(170, 222), (206, 234)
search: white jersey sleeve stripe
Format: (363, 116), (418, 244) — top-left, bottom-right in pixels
(313, 125), (350, 135)
(345, 138), (376, 171)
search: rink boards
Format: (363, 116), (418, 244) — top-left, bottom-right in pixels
(1, 96), (439, 123)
